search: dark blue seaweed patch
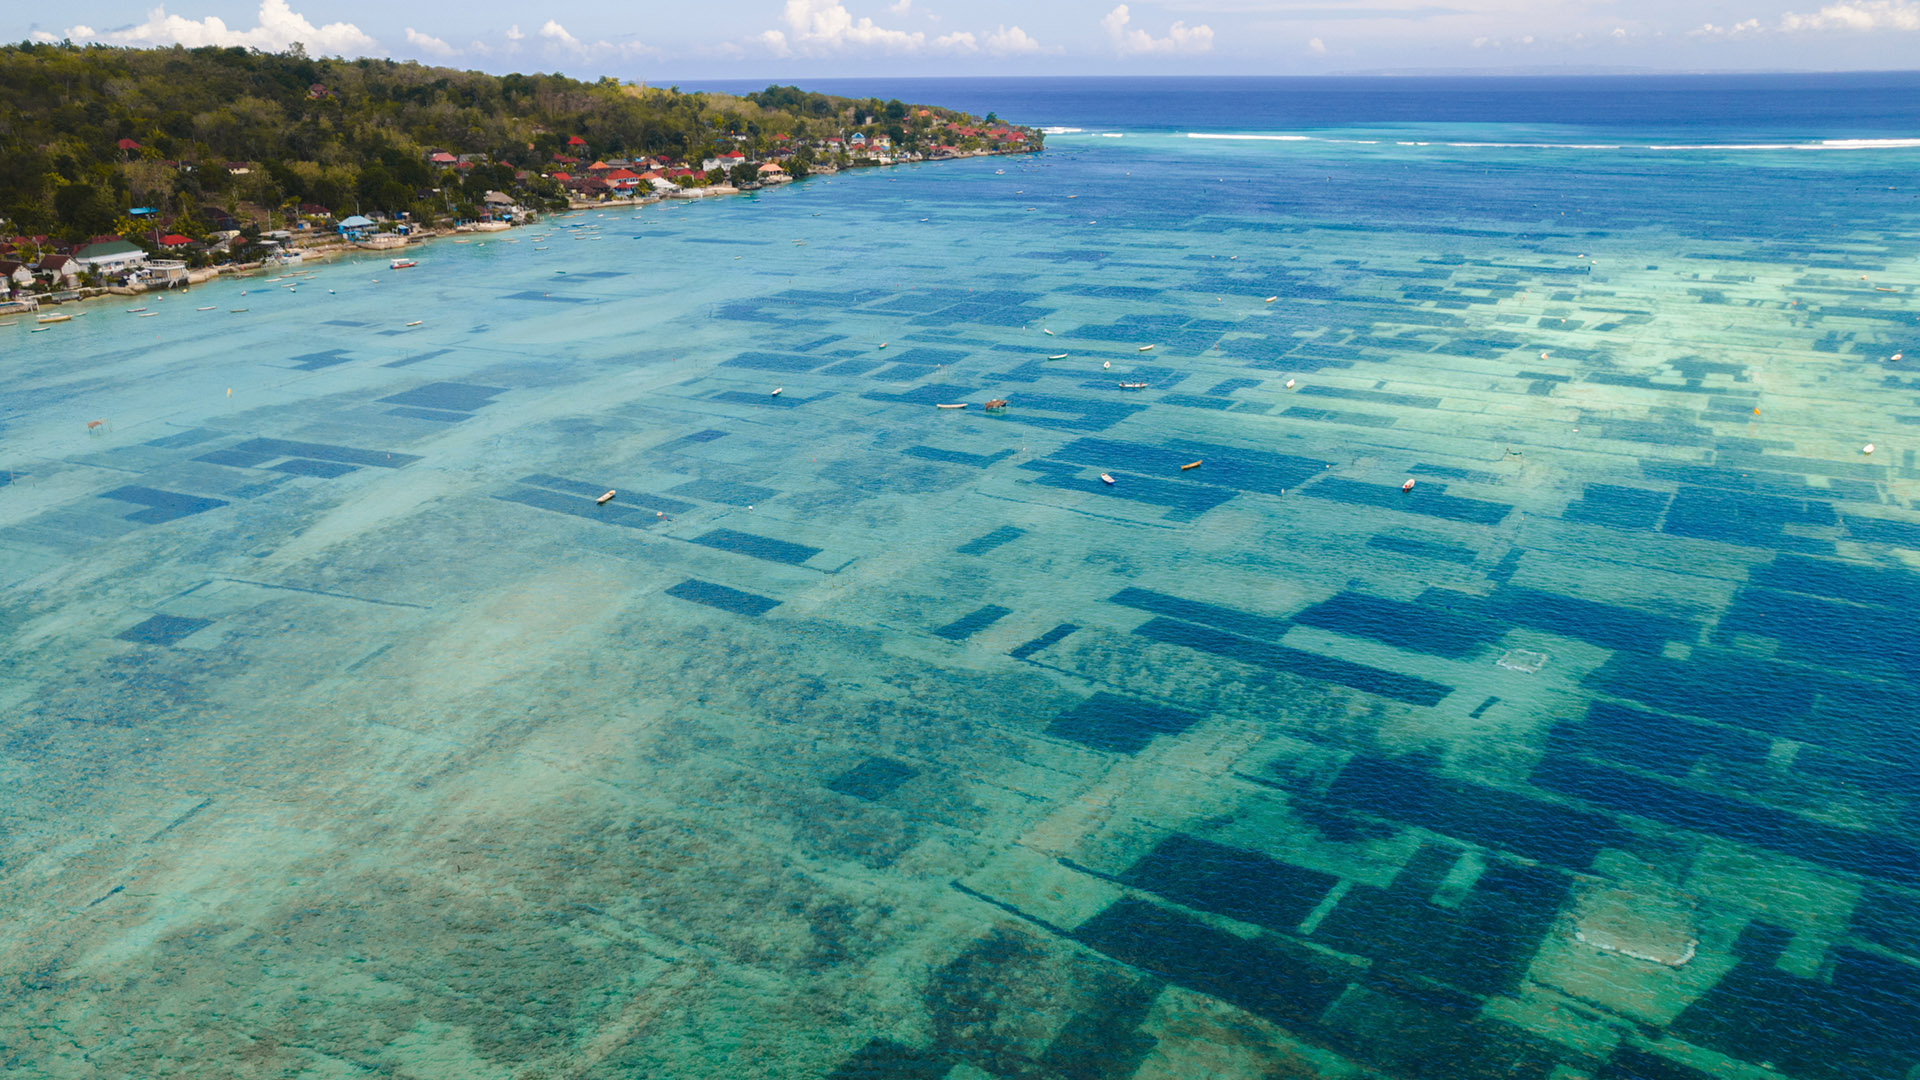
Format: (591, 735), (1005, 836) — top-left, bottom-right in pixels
(1293, 592), (1503, 659)
(1301, 478), (1511, 526)
(664, 579), (780, 616)
(1120, 833), (1338, 931)
(225, 438), (418, 468)
(1136, 617), (1451, 706)
(378, 382), (506, 412)
(690, 528), (821, 566)
(957, 526), (1023, 555)
(1109, 587), (1291, 641)
(902, 446), (1014, 468)
(933, 604), (1011, 641)
(1366, 534), (1480, 564)
(1010, 623), (1078, 660)
(1047, 692), (1203, 755)
(116, 614), (212, 646)
(268, 458), (359, 478)
(101, 486), (229, 523)
(721, 351), (826, 373)
(826, 756), (919, 801)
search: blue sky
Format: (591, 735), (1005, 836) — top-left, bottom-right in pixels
(11, 0), (1920, 76)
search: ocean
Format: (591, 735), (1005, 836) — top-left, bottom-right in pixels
(1, 75), (1917, 1079)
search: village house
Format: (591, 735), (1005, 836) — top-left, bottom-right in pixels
(35, 254), (80, 289)
(0, 259), (33, 294)
(73, 239), (148, 275)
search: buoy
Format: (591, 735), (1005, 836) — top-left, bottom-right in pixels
(226, 388), (232, 397)
(1182, 461), (1202, 471)
(1100, 473), (1116, 485)
(1285, 378), (1297, 389)
(1402, 478), (1417, 492)
(86, 419), (104, 431)
(1863, 443), (1875, 455)
(597, 490), (616, 505)
(1540, 351), (1550, 360)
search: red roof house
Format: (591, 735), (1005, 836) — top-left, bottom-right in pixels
(567, 135), (587, 147)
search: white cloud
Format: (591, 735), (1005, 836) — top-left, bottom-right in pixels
(506, 24), (524, 40)
(1689, 18), (1762, 34)
(936, 30), (978, 50)
(539, 19), (583, 50)
(74, 0), (375, 53)
(405, 27), (456, 56)
(1101, 4), (1213, 54)
(889, 0), (911, 12)
(769, 0), (928, 54)
(985, 24), (1047, 54)
(1308, 35), (1326, 52)
(1781, 0), (1920, 29)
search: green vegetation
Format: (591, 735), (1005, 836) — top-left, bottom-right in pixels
(0, 42), (1038, 243)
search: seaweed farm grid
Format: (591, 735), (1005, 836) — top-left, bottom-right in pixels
(1, 132), (1919, 1079)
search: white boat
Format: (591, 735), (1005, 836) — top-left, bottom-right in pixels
(389, 258), (418, 270)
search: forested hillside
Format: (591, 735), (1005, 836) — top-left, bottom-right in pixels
(0, 42), (1028, 241)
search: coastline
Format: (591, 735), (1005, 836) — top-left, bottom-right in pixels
(4, 144), (1039, 322)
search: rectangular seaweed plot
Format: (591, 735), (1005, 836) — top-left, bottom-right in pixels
(1135, 617), (1452, 706)
(825, 756), (919, 802)
(377, 382), (506, 412)
(493, 487), (654, 529)
(664, 579), (780, 617)
(957, 525), (1023, 555)
(1552, 701), (1771, 778)
(100, 486), (229, 523)
(1120, 834), (1339, 932)
(1313, 855), (1570, 996)
(933, 604), (1011, 641)
(1047, 692), (1203, 754)
(1720, 587), (1920, 677)
(1302, 478), (1512, 526)
(116, 614), (212, 646)
(1751, 554), (1920, 610)
(667, 479), (777, 506)
(1324, 755), (1628, 869)
(1075, 899), (1351, 1028)
(1477, 585), (1695, 655)
(1563, 484), (1672, 530)
(225, 438), (419, 468)
(1530, 754), (1920, 886)
(1010, 623), (1078, 660)
(1669, 949), (1920, 1080)
(690, 528), (821, 566)
(1293, 592), (1503, 659)
(1108, 587), (1291, 641)
(721, 351), (827, 372)
(825, 1039), (950, 1080)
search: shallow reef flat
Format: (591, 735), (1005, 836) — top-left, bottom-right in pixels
(2, 130), (1919, 1079)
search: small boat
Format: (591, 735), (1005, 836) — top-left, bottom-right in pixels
(1893, 352), (1905, 362)
(1100, 473), (1116, 485)
(1047, 353), (1068, 360)
(405, 321), (422, 327)
(138, 312), (158, 318)
(197, 306), (216, 311)
(1043, 329), (1055, 336)
(29, 326), (51, 332)
(597, 490), (617, 505)
(1137, 344), (1154, 352)
(389, 258), (418, 270)
(1285, 378), (1297, 389)
(230, 308), (248, 313)
(1863, 444), (1876, 455)
(0, 321), (15, 328)
(1182, 461), (1202, 471)
(1402, 479), (1417, 492)
(127, 307), (147, 313)
(1265, 296), (1277, 303)
(878, 342), (888, 349)
(771, 387), (783, 396)
(1118, 382), (1148, 389)
(937, 403), (968, 409)
(1876, 287), (1897, 292)
(983, 398), (1009, 411)
(36, 314), (71, 324)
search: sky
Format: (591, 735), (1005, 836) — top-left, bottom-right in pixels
(9, 0), (1920, 78)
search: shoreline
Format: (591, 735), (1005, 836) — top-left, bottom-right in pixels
(4, 145), (1039, 321)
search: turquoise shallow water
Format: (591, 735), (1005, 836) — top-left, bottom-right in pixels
(3, 104), (1920, 1078)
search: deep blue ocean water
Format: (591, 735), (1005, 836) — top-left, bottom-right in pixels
(2, 75), (1919, 1079)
